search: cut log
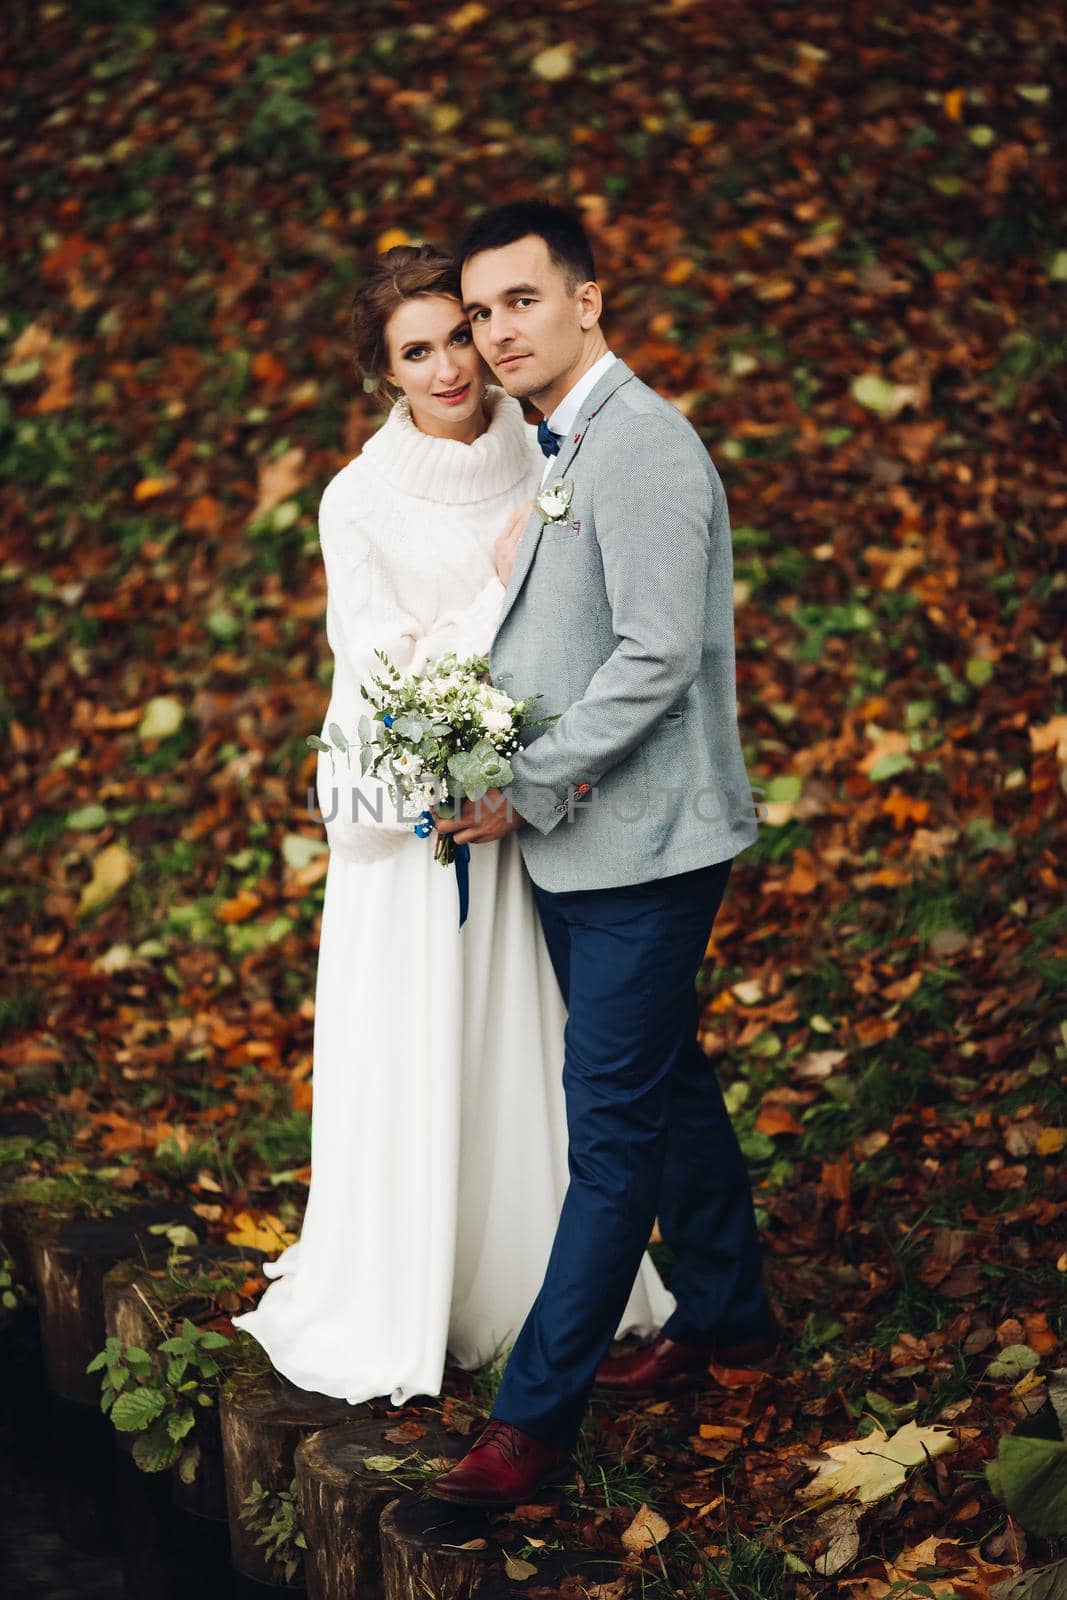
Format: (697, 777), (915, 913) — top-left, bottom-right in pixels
(379, 1491), (629, 1600)
(379, 1493), (494, 1600)
(472, 1549), (638, 1598)
(295, 1415), (470, 1600)
(27, 1201), (202, 1404)
(220, 1361), (392, 1586)
(44, 1389), (120, 1556)
(0, 1187), (42, 1291)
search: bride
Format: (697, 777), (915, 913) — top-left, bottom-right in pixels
(231, 243), (676, 1406)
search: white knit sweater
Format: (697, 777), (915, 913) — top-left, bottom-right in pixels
(314, 386), (543, 863)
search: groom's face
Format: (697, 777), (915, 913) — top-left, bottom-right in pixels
(461, 236), (591, 409)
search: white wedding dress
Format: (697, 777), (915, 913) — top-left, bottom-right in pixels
(231, 387), (676, 1405)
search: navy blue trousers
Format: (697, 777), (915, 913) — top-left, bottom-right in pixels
(490, 855), (772, 1451)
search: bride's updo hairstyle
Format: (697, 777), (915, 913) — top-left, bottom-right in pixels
(350, 243), (462, 407)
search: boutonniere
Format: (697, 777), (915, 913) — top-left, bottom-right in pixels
(534, 477), (574, 525)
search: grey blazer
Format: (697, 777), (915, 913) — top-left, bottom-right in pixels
(487, 358), (760, 893)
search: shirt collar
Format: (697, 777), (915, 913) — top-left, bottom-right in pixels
(545, 350), (617, 443)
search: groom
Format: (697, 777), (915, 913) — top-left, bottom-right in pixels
(431, 201), (778, 1507)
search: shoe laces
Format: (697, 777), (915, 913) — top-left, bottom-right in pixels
(478, 1418), (525, 1467)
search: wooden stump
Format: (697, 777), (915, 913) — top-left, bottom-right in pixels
(220, 1364), (393, 1587)
(472, 1550), (637, 1599)
(44, 1389), (120, 1556)
(27, 1201), (202, 1404)
(0, 1187), (41, 1291)
(379, 1493), (494, 1600)
(295, 1415), (470, 1600)
(379, 1492), (631, 1600)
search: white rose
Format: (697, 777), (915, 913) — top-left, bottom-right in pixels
(480, 708), (512, 734)
(392, 749), (423, 777)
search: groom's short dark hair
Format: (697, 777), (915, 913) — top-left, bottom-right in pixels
(456, 201), (596, 292)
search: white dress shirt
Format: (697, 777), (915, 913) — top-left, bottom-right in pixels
(540, 350), (617, 482)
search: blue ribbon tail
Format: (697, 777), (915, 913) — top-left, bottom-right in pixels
(455, 842), (471, 928)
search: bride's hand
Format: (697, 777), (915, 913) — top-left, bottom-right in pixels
(494, 501), (532, 586)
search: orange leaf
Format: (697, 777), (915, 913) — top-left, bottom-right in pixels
(881, 792), (929, 830)
(252, 350), (287, 387)
(664, 258), (695, 285)
(821, 1156), (852, 1204)
(133, 477), (169, 501)
(185, 495), (222, 534)
(755, 1104), (804, 1137)
(217, 890), (261, 924)
(854, 1016), (900, 1047)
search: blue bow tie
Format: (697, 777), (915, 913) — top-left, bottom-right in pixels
(537, 419), (561, 458)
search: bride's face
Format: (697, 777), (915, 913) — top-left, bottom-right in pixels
(383, 295), (488, 437)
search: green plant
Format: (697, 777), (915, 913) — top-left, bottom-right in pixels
(87, 1317), (231, 1480)
(634, 1517), (793, 1599)
(239, 1477), (307, 1583)
(565, 1420), (663, 1515)
(986, 1371), (1067, 1537)
(0, 1255), (32, 1312)
(465, 1334), (513, 1414)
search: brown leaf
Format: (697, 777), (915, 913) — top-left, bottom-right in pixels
(253, 446), (306, 520)
(620, 1504), (671, 1552)
(383, 1421), (427, 1443)
(755, 1103), (804, 1137)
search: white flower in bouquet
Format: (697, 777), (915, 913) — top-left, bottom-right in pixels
(391, 749), (424, 778)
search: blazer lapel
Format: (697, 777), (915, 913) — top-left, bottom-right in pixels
(494, 360), (635, 634)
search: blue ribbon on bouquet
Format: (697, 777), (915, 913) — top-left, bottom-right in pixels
(414, 810), (470, 929)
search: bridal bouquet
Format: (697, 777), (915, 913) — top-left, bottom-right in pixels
(309, 649), (556, 894)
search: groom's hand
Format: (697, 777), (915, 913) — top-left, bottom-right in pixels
(432, 787), (525, 845)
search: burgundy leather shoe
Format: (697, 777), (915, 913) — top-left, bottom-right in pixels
(593, 1318), (781, 1398)
(592, 1333), (712, 1397)
(430, 1418), (570, 1508)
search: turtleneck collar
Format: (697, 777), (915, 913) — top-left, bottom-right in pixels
(359, 385), (537, 505)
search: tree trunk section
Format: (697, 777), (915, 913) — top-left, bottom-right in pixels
(295, 1415), (469, 1600)
(379, 1492), (494, 1600)
(379, 1491), (630, 1600)
(27, 1201), (201, 1404)
(219, 1366), (388, 1587)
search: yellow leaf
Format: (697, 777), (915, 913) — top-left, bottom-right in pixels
(943, 87), (965, 121)
(446, 2), (488, 28)
(377, 228), (413, 253)
(137, 695), (184, 743)
(225, 1211), (298, 1253)
(78, 843), (136, 918)
(504, 1552), (538, 1580)
(430, 104), (462, 134)
(1036, 1128), (1066, 1157)
(799, 1420), (957, 1505)
(133, 476), (169, 501)
(531, 44), (576, 81)
(621, 1504), (671, 1552)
